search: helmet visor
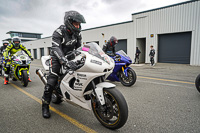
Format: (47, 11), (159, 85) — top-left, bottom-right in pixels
(72, 14), (86, 23)
(14, 41), (20, 47)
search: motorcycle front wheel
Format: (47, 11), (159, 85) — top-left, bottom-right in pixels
(21, 70), (28, 87)
(91, 87), (128, 130)
(195, 74), (200, 93)
(0, 66), (2, 76)
(119, 68), (137, 87)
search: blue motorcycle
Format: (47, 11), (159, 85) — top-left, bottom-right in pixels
(107, 50), (137, 87)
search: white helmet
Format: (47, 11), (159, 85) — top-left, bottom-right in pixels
(3, 41), (9, 47)
(12, 36), (21, 48)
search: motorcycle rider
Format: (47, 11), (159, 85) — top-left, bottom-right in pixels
(3, 37), (34, 85)
(0, 41), (9, 54)
(0, 41), (9, 76)
(42, 10), (86, 118)
(103, 36), (118, 57)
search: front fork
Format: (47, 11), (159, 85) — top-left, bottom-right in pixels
(122, 65), (128, 77)
(91, 80), (116, 106)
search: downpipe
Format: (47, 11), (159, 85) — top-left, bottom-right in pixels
(36, 69), (47, 85)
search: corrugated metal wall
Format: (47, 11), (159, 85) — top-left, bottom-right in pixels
(133, 0), (200, 65)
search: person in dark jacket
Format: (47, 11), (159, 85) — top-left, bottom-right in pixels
(102, 36), (118, 57)
(149, 45), (155, 66)
(0, 41), (9, 54)
(42, 10), (86, 118)
(134, 47), (141, 64)
(0, 41), (9, 76)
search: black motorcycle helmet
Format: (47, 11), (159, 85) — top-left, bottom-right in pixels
(64, 11), (86, 35)
(3, 41), (9, 47)
(12, 37), (21, 48)
(109, 36), (118, 46)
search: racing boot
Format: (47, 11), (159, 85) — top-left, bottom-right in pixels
(4, 77), (8, 85)
(28, 77), (32, 82)
(4, 74), (9, 85)
(42, 85), (53, 118)
(42, 100), (51, 118)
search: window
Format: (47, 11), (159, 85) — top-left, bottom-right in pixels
(22, 33), (37, 38)
(10, 33), (19, 38)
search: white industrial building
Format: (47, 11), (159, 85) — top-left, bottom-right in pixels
(24, 0), (200, 66)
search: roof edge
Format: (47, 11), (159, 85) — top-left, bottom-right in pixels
(82, 20), (133, 31)
(6, 31), (43, 35)
(132, 0), (198, 15)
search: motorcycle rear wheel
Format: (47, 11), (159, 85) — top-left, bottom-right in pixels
(91, 87), (128, 130)
(195, 74), (200, 93)
(21, 70), (28, 87)
(119, 68), (137, 87)
(0, 66), (2, 76)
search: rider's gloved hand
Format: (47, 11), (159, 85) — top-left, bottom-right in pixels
(67, 61), (77, 71)
(31, 57), (34, 61)
(66, 51), (76, 60)
(5, 57), (10, 62)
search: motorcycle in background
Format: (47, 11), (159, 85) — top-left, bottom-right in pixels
(8, 50), (32, 87)
(195, 74), (200, 92)
(36, 42), (128, 129)
(107, 50), (137, 87)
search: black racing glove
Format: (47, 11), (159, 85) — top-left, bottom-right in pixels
(31, 57), (34, 61)
(66, 51), (76, 61)
(67, 61), (77, 71)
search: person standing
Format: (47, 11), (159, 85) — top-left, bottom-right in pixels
(149, 45), (155, 66)
(134, 47), (141, 64)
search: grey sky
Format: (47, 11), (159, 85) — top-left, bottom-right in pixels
(0, 0), (187, 44)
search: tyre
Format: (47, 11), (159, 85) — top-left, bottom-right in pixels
(0, 66), (2, 76)
(21, 70), (28, 87)
(51, 91), (63, 104)
(119, 68), (137, 87)
(195, 74), (200, 93)
(91, 87), (128, 130)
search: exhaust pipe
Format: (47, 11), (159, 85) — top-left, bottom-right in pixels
(36, 69), (47, 85)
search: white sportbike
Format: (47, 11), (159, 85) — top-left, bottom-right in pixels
(36, 42), (128, 129)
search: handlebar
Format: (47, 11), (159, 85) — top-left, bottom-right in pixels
(62, 55), (85, 74)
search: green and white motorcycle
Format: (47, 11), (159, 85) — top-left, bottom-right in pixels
(9, 51), (32, 87)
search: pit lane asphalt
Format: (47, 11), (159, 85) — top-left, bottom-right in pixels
(0, 60), (200, 133)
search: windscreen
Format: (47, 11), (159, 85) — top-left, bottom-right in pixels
(80, 42), (110, 64)
(116, 50), (129, 57)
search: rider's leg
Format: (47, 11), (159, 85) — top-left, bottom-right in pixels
(4, 63), (10, 85)
(42, 57), (61, 118)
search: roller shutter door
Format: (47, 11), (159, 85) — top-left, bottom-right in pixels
(158, 32), (191, 64)
(115, 39), (127, 53)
